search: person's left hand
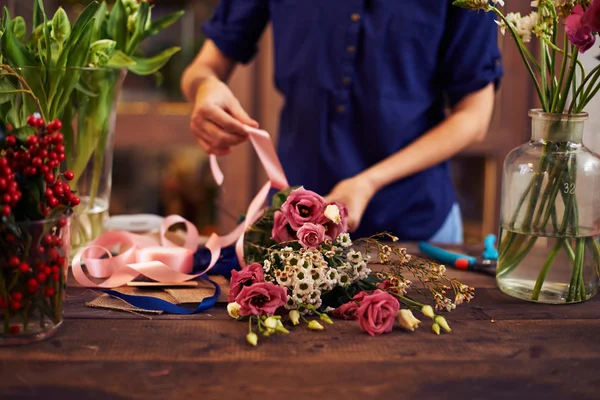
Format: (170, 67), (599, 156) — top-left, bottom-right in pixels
(325, 175), (377, 232)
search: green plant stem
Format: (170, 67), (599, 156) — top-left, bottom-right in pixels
(557, 46), (579, 112)
(569, 64), (600, 113)
(550, 33), (569, 112)
(531, 238), (564, 301)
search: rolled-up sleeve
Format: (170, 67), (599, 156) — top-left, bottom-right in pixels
(440, 8), (503, 107)
(202, 0), (270, 64)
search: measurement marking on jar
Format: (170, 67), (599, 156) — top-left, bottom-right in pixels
(563, 183), (575, 194)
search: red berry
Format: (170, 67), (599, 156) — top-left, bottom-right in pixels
(71, 196), (81, 206)
(44, 173), (55, 184)
(19, 263), (29, 273)
(48, 152), (57, 161)
(0, 178), (6, 190)
(51, 266), (60, 274)
(8, 326), (20, 335)
(5, 136), (16, 147)
(12, 192), (20, 202)
(35, 118), (45, 128)
(56, 256), (65, 266)
(53, 273), (60, 282)
(44, 266), (52, 275)
(51, 120), (62, 131)
(4, 167), (12, 178)
(8, 181), (17, 192)
(0, 158), (7, 168)
(24, 167), (37, 176)
(48, 197), (59, 208)
(5, 233), (15, 242)
(53, 185), (64, 196)
(52, 133), (64, 144)
(9, 257), (20, 268)
(11, 292), (22, 301)
(42, 234), (53, 246)
(47, 248), (59, 260)
(57, 218), (67, 228)
(63, 170), (74, 181)
(10, 301), (21, 311)
(53, 237), (63, 247)
(57, 153), (65, 162)
(26, 136), (38, 146)
(2, 194), (10, 204)
(36, 246), (45, 254)
(38, 149), (48, 159)
(27, 115), (36, 126)
(45, 287), (55, 297)
(32, 157), (43, 167)
(40, 165), (50, 174)
(42, 207), (50, 217)
(1, 205), (10, 216)
(48, 160), (59, 168)
(37, 273), (47, 282)
(45, 188), (54, 198)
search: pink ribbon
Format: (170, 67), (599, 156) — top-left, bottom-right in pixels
(72, 127), (289, 288)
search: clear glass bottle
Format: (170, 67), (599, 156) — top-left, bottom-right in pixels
(497, 110), (600, 304)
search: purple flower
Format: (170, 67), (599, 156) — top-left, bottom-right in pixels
(271, 211), (295, 243)
(280, 187), (325, 230)
(356, 290), (400, 336)
(228, 262), (264, 303)
(297, 223), (326, 249)
(582, 0), (600, 32)
(332, 292), (367, 320)
(566, 5), (596, 53)
(236, 282), (287, 316)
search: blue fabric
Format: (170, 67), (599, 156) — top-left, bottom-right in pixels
(103, 246), (241, 315)
(203, 0), (503, 240)
(429, 203), (463, 244)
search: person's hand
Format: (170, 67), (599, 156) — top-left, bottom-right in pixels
(190, 76), (259, 156)
(325, 175), (377, 232)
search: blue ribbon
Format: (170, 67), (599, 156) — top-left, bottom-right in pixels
(103, 246), (242, 314)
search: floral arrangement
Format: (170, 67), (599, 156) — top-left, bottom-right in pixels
(0, 66), (77, 336)
(227, 187), (474, 346)
(0, 0), (184, 247)
(454, 0), (600, 302)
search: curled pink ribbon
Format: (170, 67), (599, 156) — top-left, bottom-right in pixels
(72, 127), (289, 288)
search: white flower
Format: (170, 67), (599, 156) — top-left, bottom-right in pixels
(324, 204), (341, 224)
(277, 272), (293, 287)
(294, 280), (313, 297)
(346, 250), (362, 263)
(227, 302), (241, 319)
(325, 250), (336, 258)
(336, 233), (352, 248)
(495, 11), (539, 43)
(263, 260), (271, 273)
(289, 310), (300, 325)
(297, 257), (312, 270)
(396, 309), (421, 332)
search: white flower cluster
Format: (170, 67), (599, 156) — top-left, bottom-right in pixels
(496, 11), (540, 42)
(263, 238), (370, 312)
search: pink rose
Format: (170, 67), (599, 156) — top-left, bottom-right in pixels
(271, 211), (295, 242)
(297, 223), (326, 249)
(356, 290), (400, 336)
(280, 187), (325, 230)
(236, 282), (288, 316)
(332, 291), (367, 320)
(319, 202), (349, 240)
(228, 262), (264, 303)
(582, 0), (600, 32)
(566, 5), (596, 53)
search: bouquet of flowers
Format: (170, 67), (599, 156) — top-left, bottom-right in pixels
(227, 187), (474, 346)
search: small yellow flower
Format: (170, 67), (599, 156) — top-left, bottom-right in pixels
(421, 305), (435, 319)
(396, 309), (421, 332)
(289, 310), (300, 325)
(308, 320), (324, 331)
(275, 320), (290, 334)
(227, 302), (241, 319)
(432, 323), (441, 335)
(435, 316), (452, 333)
(246, 332), (258, 346)
(320, 313), (334, 325)
(264, 317), (278, 329)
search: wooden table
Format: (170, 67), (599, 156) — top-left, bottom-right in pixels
(0, 245), (599, 400)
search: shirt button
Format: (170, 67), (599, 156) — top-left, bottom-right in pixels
(336, 105), (346, 114)
(351, 13), (361, 22)
(346, 45), (356, 54)
(342, 76), (352, 86)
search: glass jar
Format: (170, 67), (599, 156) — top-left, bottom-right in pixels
(497, 110), (600, 304)
(0, 213), (72, 345)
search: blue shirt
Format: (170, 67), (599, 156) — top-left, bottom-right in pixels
(203, 0), (503, 240)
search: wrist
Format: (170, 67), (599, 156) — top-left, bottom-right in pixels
(355, 170), (380, 199)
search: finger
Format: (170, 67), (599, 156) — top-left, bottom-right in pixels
(197, 119), (248, 148)
(204, 105), (250, 137)
(190, 122), (232, 156)
(228, 101), (259, 128)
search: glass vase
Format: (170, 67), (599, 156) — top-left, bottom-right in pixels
(497, 110), (600, 304)
(66, 68), (126, 256)
(0, 213), (72, 345)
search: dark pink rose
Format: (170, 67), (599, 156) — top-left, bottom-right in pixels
(280, 187), (325, 230)
(567, 5), (596, 53)
(332, 291), (367, 320)
(319, 202), (349, 240)
(356, 290), (400, 336)
(228, 262), (264, 303)
(582, 0), (600, 32)
(271, 211), (295, 242)
(297, 223), (326, 249)
(236, 282), (288, 316)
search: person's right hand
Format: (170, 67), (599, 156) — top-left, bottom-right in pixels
(190, 76), (259, 156)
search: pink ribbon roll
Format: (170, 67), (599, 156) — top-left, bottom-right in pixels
(72, 127), (289, 288)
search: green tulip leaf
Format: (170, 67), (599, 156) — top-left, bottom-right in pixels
(108, 0), (127, 52)
(125, 1), (150, 55)
(11, 16), (26, 41)
(127, 46), (180, 76)
(51, 7), (71, 45)
(1, 18), (37, 67)
(146, 11), (184, 39)
(88, 39), (116, 67)
(92, 1), (108, 42)
(106, 50), (136, 68)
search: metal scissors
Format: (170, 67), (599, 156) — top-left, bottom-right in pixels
(418, 234), (498, 276)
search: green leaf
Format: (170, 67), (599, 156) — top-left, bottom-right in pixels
(108, 0), (127, 52)
(125, 1), (150, 55)
(145, 11), (184, 39)
(11, 125), (37, 142)
(271, 187), (294, 210)
(75, 82), (99, 98)
(106, 49), (136, 68)
(92, 1), (108, 42)
(0, 77), (16, 104)
(88, 39), (116, 67)
(32, 0), (42, 35)
(11, 16), (26, 41)
(51, 7), (71, 45)
(127, 46), (180, 76)
(1, 18), (37, 67)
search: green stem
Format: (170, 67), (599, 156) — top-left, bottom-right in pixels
(557, 46), (579, 112)
(569, 64), (600, 113)
(531, 238), (564, 301)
